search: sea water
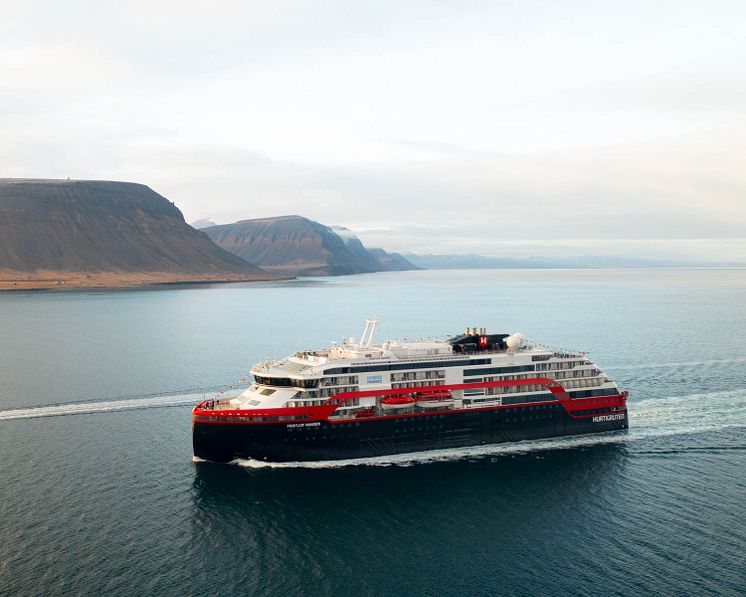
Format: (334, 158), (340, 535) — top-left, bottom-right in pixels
(0, 269), (744, 595)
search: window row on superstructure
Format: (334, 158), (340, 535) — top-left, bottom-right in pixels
(541, 368), (601, 380)
(465, 386), (619, 406)
(465, 370), (603, 384)
(324, 357), (491, 375)
(464, 373), (610, 397)
(391, 370), (445, 382)
(392, 380), (446, 389)
(534, 359), (587, 371)
(464, 364), (536, 376)
(319, 375), (359, 387)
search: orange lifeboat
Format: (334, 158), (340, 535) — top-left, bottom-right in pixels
(381, 396), (416, 411)
(415, 390), (454, 409)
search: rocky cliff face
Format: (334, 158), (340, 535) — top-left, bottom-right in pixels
(330, 227), (419, 272)
(204, 216), (418, 276)
(365, 247), (419, 271)
(0, 179), (277, 289)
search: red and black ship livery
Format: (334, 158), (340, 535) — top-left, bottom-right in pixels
(192, 378), (629, 463)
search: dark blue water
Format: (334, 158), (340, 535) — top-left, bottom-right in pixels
(1, 270), (745, 596)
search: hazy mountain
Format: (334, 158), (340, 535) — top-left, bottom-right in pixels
(191, 218), (221, 229)
(366, 247), (420, 271)
(0, 179), (278, 290)
(330, 226), (419, 272)
(403, 253), (724, 269)
(204, 216), (417, 276)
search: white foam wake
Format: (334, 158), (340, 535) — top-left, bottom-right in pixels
(226, 388), (746, 469)
(0, 393), (204, 421)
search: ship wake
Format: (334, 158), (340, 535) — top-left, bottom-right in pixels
(0, 390), (223, 421)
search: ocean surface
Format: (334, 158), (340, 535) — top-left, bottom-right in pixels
(1, 269), (745, 596)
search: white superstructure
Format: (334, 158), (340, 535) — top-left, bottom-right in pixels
(224, 319), (620, 417)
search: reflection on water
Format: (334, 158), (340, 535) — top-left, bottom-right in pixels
(189, 445), (629, 594)
(191, 443), (628, 511)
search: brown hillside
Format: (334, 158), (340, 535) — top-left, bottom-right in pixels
(204, 216), (419, 277)
(0, 179), (280, 289)
(203, 216), (374, 276)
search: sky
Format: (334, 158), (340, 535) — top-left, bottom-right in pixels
(2, 1), (745, 261)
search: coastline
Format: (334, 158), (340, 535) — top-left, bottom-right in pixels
(0, 269), (288, 291)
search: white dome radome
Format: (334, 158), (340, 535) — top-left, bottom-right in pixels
(506, 332), (526, 349)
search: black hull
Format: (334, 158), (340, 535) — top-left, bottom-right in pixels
(193, 404), (629, 463)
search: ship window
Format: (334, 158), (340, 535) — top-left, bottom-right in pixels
(260, 388), (276, 396)
(464, 364), (535, 376)
(324, 358), (490, 375)
(253, 375), (294, 387)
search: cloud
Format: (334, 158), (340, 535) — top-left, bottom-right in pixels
(1, 1), (745, 262)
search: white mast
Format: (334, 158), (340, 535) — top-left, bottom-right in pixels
(360, 315), (379, 346)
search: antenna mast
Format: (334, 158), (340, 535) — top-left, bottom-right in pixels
(360, 315), (379, 346)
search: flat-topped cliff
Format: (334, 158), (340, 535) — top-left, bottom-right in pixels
(0, 179), (278, 289)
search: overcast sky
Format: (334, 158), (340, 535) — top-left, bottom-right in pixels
(2, 1), (745, 261)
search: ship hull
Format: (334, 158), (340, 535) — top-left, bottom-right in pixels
(193, 403), (629, 463)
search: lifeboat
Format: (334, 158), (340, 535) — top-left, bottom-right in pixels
(354, 407), (377, 418)
(415, 390), (454, 409)
(380, 396), (416, 411)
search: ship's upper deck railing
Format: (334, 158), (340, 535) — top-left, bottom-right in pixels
(251, 344), (587, 377)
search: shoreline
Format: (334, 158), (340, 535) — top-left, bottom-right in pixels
(0, 270), (288, 291)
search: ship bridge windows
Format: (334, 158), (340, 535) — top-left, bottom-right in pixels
(254, 375), (293, 387)
(253, 375), (320, 389)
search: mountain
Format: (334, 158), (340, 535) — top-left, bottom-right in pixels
(366, 247), (419, 271)
(0, 179), (279, 290)
(330, 226), (418, 272)
(191, 218), (221, 229)
(203, 216), (371, 276)
(403, 253), (715, 269)
(204, 216), (418, 276)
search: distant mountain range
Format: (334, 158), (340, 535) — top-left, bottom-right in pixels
(402, 253), (732, 269)
(2, 177), (732, 292)
(0, 179), (278, 290)
(201, 216), (418, 276)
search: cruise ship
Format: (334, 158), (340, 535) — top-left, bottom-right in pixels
(192, 319), (628, 462)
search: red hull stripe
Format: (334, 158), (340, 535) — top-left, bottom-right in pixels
(193, 378), (628, 424)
